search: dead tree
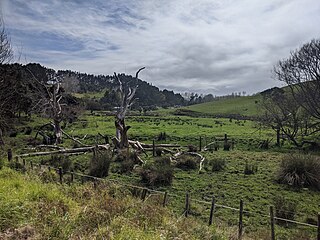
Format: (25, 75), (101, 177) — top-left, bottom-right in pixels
(113, 67), (145, 149)
(48, 80), (63, 144)
(0, 18), (13, 64)
(27, 69), (64, 145)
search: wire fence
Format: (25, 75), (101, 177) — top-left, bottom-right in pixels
(8, 152), (320, 240)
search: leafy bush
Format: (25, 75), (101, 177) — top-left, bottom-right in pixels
(88, 151), (112, 178)
(140, 158), (174, 186)
(176, 155), (197, 170)
(244, 160), (258, 175)
(211, 158), (226, 172)
(277, 154), (320, 190)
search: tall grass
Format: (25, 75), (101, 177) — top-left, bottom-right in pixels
(277, 154), (320, 190)
(0, 167), (222, 239)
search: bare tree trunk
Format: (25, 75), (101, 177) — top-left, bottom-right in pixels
(113, 67), (145, 150)
(0, 128), (4, 146)
(54, 118), (62, 144)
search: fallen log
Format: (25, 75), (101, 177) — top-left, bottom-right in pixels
(61, 129), (87, 146)
(17, 144), (110, 158)
(139, 143), (181, 148)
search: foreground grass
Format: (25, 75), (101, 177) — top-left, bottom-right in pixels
(0, 167), (223, 240)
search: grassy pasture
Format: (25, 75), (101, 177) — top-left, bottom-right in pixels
(177, 95), (262, 117)
(1, 112), (319, 239)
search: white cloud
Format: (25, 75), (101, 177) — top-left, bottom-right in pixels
(2, 0), (320, 95)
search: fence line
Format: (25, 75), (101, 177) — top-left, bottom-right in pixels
(11, 154), (320, 239)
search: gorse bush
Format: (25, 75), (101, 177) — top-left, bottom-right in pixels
(277, 154), (320, 190)
(88, 151), (112, 178)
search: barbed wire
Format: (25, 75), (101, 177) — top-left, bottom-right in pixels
(14, 156), (319, 230)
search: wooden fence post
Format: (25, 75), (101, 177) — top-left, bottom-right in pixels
(22, 158), (26, 167)
(141, 188), (147, 201)
(199, 136), (202, 151)
(239, 199), (243, 239)
(209, 195), (215, 226)
(48, 166), (51, 172)
(70, 171), (74, 183)
(152, 139), (155, 157)
(163, 192), (168, 207)
(58, 167), (63, 184)
(7, 149), (12, 162)
(185, 192), (190, 217)
(270, 206), (275, 240)
(30, 161), (33, 169)
(317, 212), (320, 240)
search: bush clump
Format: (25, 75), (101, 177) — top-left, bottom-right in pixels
(176, 155), (197, 170)
(140, 157), (174, 186)
(113, 150), (142, 173)
(88, 151), (112, 178)
(211, 158), (226, 172)
(277, 154), (320, 190)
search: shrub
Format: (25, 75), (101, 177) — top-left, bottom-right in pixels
(113, 150), (142, 174)
(140, 158), (174, 186)
(155, 156), (171, 165)
(88, 151), (112, 178)
(176, 155), (197, 170)
(277, 154), (320, 190)
(244, 160), (258, 175)
(211, 158), (226, 172)
(118, 159), (135, 174)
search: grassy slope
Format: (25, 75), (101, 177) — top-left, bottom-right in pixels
(0, 167), (223, 240)
(179, 95), (261, 117)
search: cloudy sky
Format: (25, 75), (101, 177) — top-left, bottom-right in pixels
(2, 0), (320, 95)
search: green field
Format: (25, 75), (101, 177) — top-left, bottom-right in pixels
(1, 111), (319, 239)
(177, 95), (262, 117)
